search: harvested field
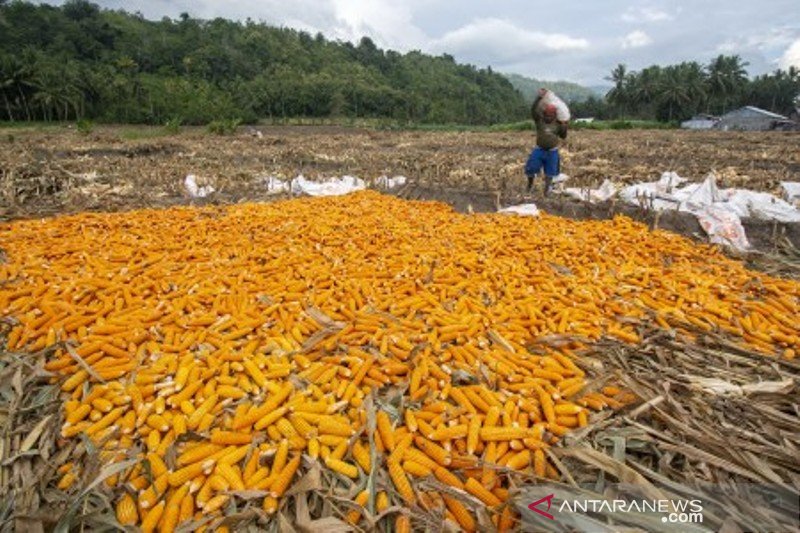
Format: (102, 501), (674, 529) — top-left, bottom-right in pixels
(1, 192), (799, 532)
(1, 126), (799, 220)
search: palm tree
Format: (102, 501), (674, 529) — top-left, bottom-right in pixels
(606, 64), (632, 116)
(0, 55), (17, 121)
(705, 55), (748, 114)
(658, 66), (692, 121)
(680, 61), (707, 116)
(0, 53), (37, 121)
(30, 60), (83, 121)
(631, 65), (662, 117)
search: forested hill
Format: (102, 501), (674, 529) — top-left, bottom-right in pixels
(504, 73), (596, 103)
(0, 0), (528, 125)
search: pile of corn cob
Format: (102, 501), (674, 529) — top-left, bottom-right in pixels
(1, 191), (797, 531)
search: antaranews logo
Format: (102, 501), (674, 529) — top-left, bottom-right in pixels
(525, 483), (798, 532)
(527, 492), (705, 528)
(528, 494), (555, 520)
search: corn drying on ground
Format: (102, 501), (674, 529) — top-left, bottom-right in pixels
(0, 190), (798, 531)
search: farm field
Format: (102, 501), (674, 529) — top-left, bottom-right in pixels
(0, 126), (799, 532)
(1, 126), (799, 219)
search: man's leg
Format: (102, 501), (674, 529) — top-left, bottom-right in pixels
(544, 175), (553, 196)
(543, 149), (560, 196)
(524, 147), (544, 192)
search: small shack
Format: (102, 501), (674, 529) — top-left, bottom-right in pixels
(715, 106), (788, 131)
(681, 114), (719, 130)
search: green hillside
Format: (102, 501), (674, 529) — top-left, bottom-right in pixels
(504, 73), (596, 103)
(0, 0), (528, 125)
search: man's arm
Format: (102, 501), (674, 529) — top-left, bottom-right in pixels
(557, 122), (568, 139)
(531, 88), (547, 124)
(531, 96), (542, 122)
(531, 97), (543, 124)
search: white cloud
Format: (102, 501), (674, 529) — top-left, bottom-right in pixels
(715, 27), (799, 55)
(431, 18), (588, 66)
(779, 39), (800, 69)
(222, 0), (429, 51)
(621, 6), (673, 23)
(33, 0), (800, 84)
(54, 0), (429, 51)
(715, 40), (737, 53)
(621, 30), (653, 49)
(326, 0), (427, 50)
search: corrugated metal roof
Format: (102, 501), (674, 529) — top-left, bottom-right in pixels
(738, 106), (787, 119)
(681, 119), (717, 129)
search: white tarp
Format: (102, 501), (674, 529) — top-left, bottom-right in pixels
(619, 171), (689, 210)
(261, 176), (290, 195)
(619, 172), (800, 223)
(290, 175), (366, 197)
(616, 172), (800, 250)
(184, 174), (215, 198)
(692, 204), (750, 250)
(564, 179), (616, 203)
(499, 203), (540, 217)
(260, 175), (403, 195)
(548, 173), (570, 194)
(726, 189), (800, 223)
(782, 182), (800, 206)
(375, 175), (408, 189)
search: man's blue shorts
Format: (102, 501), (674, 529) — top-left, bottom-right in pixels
(525, 146), (560, 178)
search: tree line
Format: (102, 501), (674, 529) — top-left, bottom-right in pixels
(0, 0), (527, 125)
(571, 56), (800, 122)
(504, 74), (596, 104)
(1, 1), (797, 126)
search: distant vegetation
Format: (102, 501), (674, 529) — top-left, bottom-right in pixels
(504, 73), (597, 103)
(0, 1), (796, 127)
(0, 0), (527, 125)
(488, 119), (674, 132)
(573, 57), (800, 121)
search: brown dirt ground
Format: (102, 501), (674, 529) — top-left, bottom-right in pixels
(0, 125), (798, 216)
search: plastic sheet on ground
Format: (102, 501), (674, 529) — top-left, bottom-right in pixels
(564, 179), (616, 203)
(261, 176), (290, 195)
(549, 173), (570, 194)
(290, 175), (366, 197)
(619, 171), (689, 210)
(726, 189), (800, 223)
(782, 182), (800, 206)
(499, 203), (540, 217)
(615, 172), (800, 250)
(374, 175), (408, 189)
(184, 174), (215, 198)
(260, 175), (404, 196)
(693, 205), (750, 250)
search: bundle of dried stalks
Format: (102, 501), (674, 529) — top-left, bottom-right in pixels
(511, 326), (800, 532)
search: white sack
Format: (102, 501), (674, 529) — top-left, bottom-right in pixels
(499, 203), (540, 217)
(375, 175), (408, 189)
(184, 174), (215, 198)
(290, 175), (366, 197)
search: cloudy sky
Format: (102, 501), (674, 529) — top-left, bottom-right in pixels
(43, 0), (800, 85)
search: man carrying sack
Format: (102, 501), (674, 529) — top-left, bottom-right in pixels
(525, 88), (570, 196)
